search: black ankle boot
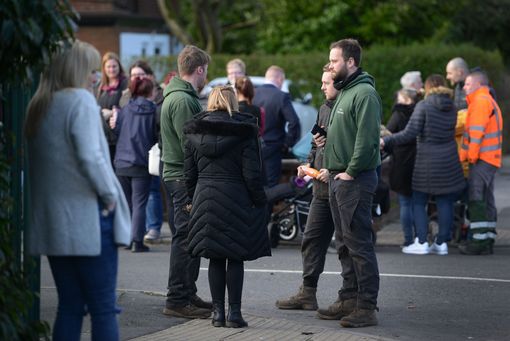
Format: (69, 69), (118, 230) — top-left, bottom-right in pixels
(212, 301), (225, 327)
(226, 303), (247, 328)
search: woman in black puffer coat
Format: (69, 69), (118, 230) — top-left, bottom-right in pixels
(382, 75), (465, 256)
(183, 86), (270, 329)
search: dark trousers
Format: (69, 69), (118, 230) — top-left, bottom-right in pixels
(164, 180), (200, 307)
(301, 197), (334, 288)
(117, 175), (151, 242)
(159, 161), (175, 235)
(329, 170), (379, 309)
(48, 210), (119, 341)
(262, 143), (283, 188)
(208, 258), (244, 304)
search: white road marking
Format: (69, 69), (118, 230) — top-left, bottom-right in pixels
(220, 268), (510, 284)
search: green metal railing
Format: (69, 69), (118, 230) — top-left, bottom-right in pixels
(2, 82), (40, 322)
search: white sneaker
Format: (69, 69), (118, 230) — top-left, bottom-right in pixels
(402, 237), (429, 255)
(144, 229), (161, 243)
(429, 242), (448, 255)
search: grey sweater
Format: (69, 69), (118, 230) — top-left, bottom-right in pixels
(27, 88), (131, 255)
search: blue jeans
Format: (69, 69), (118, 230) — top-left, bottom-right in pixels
(398, 194), (414, 245)
(164, 180), (200, 307)
(413, 190), (457, 244)
(146, 175), (163, 233)
(48, 209), (119, 341)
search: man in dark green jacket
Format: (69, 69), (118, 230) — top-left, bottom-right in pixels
(161, 45), (212, 319)
(319, 38), (382, 328)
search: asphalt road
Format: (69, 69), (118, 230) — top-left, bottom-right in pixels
(40, 241), (510, 341)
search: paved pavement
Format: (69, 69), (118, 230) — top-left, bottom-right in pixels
(39, 157), (510, 340)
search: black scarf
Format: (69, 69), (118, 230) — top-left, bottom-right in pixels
(333, 67), (363, 91)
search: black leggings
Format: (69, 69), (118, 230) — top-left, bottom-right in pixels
(208, 258), (244, 304)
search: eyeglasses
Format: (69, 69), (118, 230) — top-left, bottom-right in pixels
(131, 72), (147, 78)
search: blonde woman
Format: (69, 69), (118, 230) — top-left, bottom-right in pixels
(183, 86), (270, 328)
(25, 40), (130, 341)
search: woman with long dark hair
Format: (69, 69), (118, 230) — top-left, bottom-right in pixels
(235, 76), (264, 134)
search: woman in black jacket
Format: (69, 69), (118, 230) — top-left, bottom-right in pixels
(382, 75), (465, 256)
(183, 86), (270, 328)
(97, 52), (128, 163)
(235, 76), (264, 134)
(386, 88), (419, 247)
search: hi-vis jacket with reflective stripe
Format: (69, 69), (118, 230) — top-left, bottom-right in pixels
(459, 86), (503, 168)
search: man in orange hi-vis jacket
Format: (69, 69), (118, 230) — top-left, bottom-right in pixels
(459, 70), (503, 255)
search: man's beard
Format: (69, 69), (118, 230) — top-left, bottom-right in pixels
(332, 64), (349, 83)
(197, 76), (207, 93)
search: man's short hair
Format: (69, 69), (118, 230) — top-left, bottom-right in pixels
(400, 71), (422, 88)
(448, 57), (469, 74)
(177, 45), (211, 76)
(265, 65), (285, 78)
(467, 70), (489, 86)
(323, 63), (330, 72)
(226, 58), (246, 73)
(329, 39), (362, 66)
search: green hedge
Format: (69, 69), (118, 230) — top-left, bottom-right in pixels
(147, 43), (505, 122)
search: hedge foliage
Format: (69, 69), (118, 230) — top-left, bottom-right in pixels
(147, 43), (505, 122)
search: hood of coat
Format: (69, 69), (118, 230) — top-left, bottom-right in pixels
(334, 69), (376, 91)
(126, 96), (156, 116)
(425, 86), (455, 112)
(163, 76), (199, 100)
(183, 111), (258, 157)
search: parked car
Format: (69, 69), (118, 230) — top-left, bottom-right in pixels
(200, 77), (317, 161)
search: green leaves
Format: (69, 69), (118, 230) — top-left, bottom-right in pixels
(0, 0), (78, 85)
(0, 128), (50, 340)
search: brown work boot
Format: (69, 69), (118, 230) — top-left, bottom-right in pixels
(340, 308), (378, 328)
(316, 298), (356, 320)
(191, 294), (213, 310)
(162, 303), (211, 319)
(275, 285), (318, 310)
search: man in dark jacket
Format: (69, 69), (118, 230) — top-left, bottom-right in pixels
(275, 66), (338, 311)
(253, 65), (300, 187)
(446, 57), (469, 110)
(321, 38), (382, 328)
(160, 45), (212, 319)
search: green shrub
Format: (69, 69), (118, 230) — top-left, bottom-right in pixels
(148, 43), (505, 122)
(0, 127), (50, 340)
(365, 43), (505, 120)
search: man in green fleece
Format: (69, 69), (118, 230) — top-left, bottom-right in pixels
(318, 38), (382, 328)
(161, 45), (212, 319)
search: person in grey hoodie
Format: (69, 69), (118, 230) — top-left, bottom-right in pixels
(275, 65), (338, 312)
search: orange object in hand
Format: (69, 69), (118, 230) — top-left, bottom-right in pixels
(301, 166), (320, 178)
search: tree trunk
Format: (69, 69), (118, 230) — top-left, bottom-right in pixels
(156, 0), (194, 46)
